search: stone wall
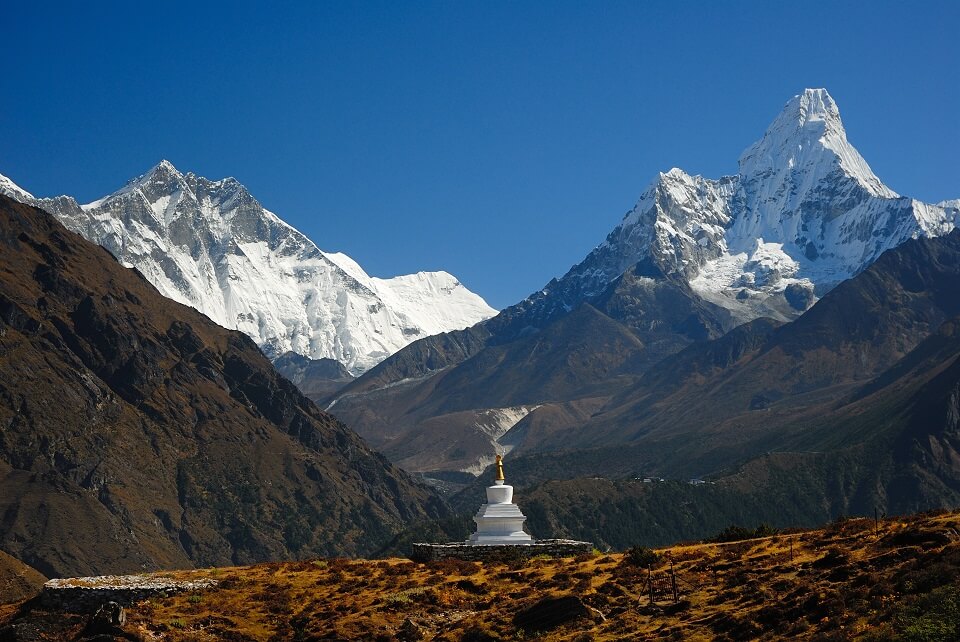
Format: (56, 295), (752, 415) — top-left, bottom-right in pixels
(410, 539), (593, 563)
(40, 575), (217, 613)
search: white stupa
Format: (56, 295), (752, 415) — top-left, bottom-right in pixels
(467, 455), (533, 545)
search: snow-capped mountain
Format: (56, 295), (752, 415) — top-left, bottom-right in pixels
(0, 161), (496, 374)
(508, 88), (958, 332)
(0, 173), (34, 203)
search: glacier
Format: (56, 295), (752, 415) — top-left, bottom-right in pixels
(0, 161), (496, 374)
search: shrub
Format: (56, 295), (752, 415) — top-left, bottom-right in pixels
(710, 523), (779, 543)
(624, 546), (662, 568)
(385, 587), (431, 608)
(827, 516), (872, 535)
(891, 583), (960, 641)
(811, 546), (849, 569)
(456, 578), (485, 594)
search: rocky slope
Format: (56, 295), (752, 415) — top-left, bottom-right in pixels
(0, 194), (444, 578)
(0, 162), (495, 374)
(329, 89), (960, 474)
(488, 319), (960, 550)
(0, 551), (46, 605)
(272, 351), (355, 401)
(518, 230), (960, 465)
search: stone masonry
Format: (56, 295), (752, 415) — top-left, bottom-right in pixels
(410, 539), (593, 563)
(40, 575), (218, 612)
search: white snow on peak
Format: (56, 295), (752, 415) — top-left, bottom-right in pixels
(738, 88), (897, 202)
(3, 160), (496, 374)
(0, 172), (36, 203)
(320, 249), (495, 344)
(531, 89), (955, 324)
(82, 159), (187, 211)
(371, 270), (494, 340)
(321, 251), (372, 285)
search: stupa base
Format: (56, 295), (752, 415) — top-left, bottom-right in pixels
(410, 539), (593, 563)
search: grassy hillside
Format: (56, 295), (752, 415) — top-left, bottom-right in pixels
(3, 510), (959, 640)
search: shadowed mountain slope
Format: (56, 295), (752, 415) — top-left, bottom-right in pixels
(557, 230), (960, 469)
(0, 550), (46, 604)
(438, 314), (960, 551)
(272, 351), (355, 401)
(328, 270), (733, 473)
(415, 233), (960, 551)
(0, 195), (444, 578)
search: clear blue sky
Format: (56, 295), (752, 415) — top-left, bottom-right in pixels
(2, 1), (957, 309)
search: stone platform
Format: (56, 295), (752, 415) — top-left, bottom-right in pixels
(410, 539), (593, 563)
(40, 575), (218, 612)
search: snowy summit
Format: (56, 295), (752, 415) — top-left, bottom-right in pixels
(0, 162), (496, 374)
(517, 88), (959, 325)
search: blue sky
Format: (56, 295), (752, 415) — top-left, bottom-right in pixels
(2, 1), (957, 309)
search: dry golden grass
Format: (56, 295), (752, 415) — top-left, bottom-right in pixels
(5, 510), (960, 641)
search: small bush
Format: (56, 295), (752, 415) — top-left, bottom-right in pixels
(382, 561), (416, 576)
(455, 578), (485, 594)
(624, 546), (662, 568)
(385, 587), (430, 608)
(889, 584), (960, 641)
(811, 546), (849, 569)
(710, 523), (779, 543)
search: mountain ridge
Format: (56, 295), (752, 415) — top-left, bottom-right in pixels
(526, 88), (957, 334)
(0, 161), (496, 375)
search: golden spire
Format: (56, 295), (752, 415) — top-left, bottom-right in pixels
(494, 454), (505, 482)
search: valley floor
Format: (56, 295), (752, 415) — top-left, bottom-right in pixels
(2, 510), (959, 641)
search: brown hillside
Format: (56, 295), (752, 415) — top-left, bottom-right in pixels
(0, 195), (443, 578)
(0, 550), (46, 605)
(4, 510), (959, 640)
(329, 261), (738, 474)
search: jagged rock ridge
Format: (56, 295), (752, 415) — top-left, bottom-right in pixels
(497, 88), (958, 339)
(0, 161), (496, 374)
